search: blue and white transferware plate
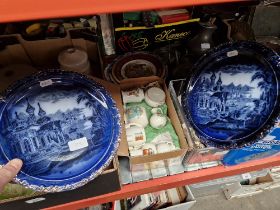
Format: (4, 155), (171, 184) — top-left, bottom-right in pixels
(0, 70), (121, 192)
(182, 41), (280, 149)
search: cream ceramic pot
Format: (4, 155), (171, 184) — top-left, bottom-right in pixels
(58, 48), (91, 74)
(144, 87), (166, 107)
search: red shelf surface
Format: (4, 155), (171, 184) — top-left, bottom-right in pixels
(0, 0), (247, 23)
(44, 155), (280, 210)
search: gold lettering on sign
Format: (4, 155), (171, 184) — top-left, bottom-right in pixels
(155, 29), (191, 42)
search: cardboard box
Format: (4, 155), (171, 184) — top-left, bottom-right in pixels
(190, 169), (268, 189)
(0, 31), (99, 71)
(117, 76), (188, 171)
(0, 158), (120, 210)
(117, 185), (195, 210)
(223, 173), (274, 199)
(113, 18), (200, 54)
(160, 186), (196, 210)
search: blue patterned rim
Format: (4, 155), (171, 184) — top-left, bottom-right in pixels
(0, 70), (121, 192)
(182, 41), (280, 149)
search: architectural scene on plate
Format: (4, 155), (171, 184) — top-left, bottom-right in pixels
(190, 65), (276, 139)
(1, 89), (107, 175)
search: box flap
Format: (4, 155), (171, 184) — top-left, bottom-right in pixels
(0, 35), (31, 66)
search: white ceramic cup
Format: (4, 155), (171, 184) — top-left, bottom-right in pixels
(156, 142), (176, 153)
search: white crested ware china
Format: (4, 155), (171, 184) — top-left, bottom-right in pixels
(150, 113), (167, 129)
(122, 88), (144, 104)
(156, 142), (176, 153)
(125, 123), (146, 147)
(144, 87), (166, 107)
(125, 105), (149, 127)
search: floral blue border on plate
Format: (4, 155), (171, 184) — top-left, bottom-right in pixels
(0, 70), (121, 192)
(182, 41), (280, 149)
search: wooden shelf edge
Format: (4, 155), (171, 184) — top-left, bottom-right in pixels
(0, 0), (247, 23)
(44, 155), (280, 210)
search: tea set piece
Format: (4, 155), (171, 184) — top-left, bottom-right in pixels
(150, 107), (168, 129)
(122, 88), (145, 104)
(122, 83), (180, 157)
(151, 107), (164, 114)
(144, 87), (166, 107)
(150, 131), (175, 144)
(125, 123), (146, 147)
(182, 41), (280, 149)
(124, 105), (149, 127)
(150, 113), (167, 129)
(156, 142), (176, 153)
(129, 141), (176, 157)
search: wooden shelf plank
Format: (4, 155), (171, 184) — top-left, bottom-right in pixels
(44, 155), (280, 210)
(0, 0), (247, 23)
